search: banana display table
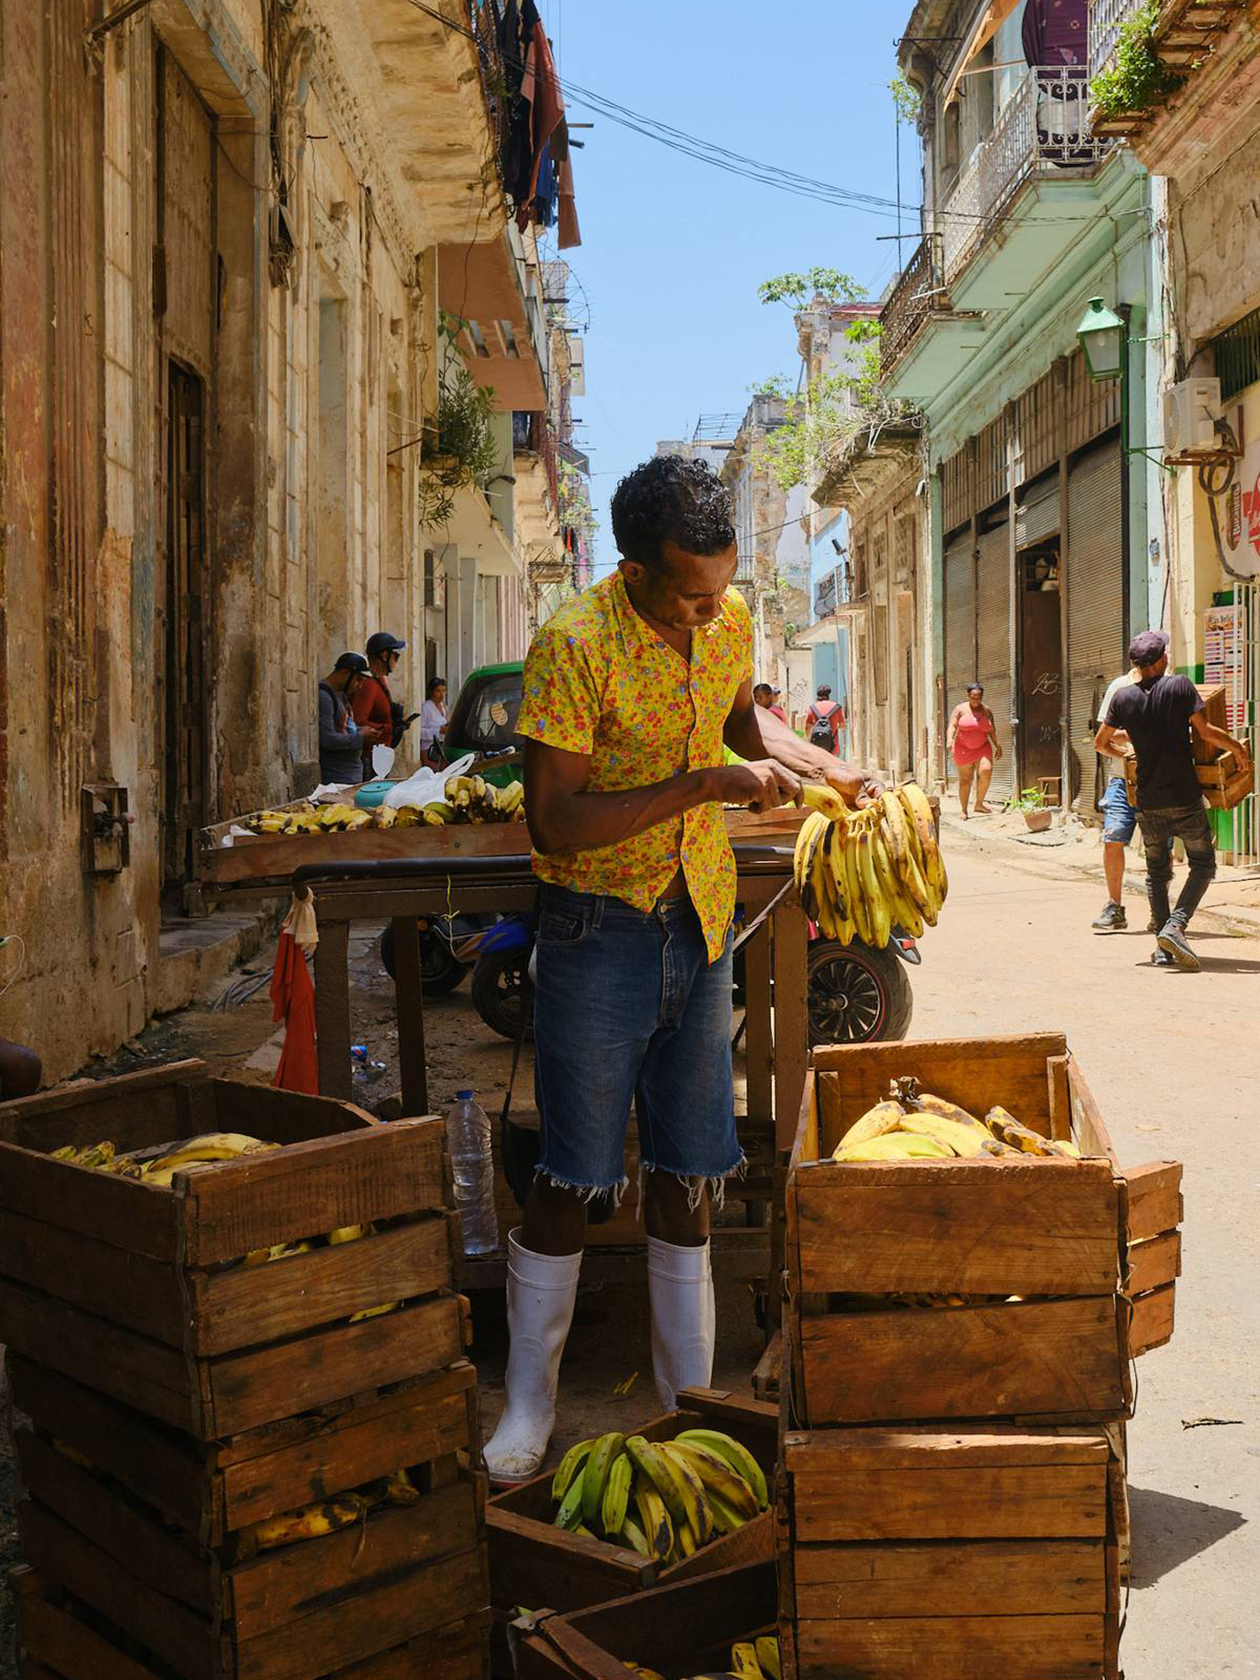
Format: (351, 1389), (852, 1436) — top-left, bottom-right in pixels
(201, 812), (811, 1293)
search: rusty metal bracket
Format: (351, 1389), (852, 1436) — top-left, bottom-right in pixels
(86, 0), (155, 46)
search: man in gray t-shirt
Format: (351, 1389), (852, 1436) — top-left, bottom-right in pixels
(318, 653), (383, 785)
(1096, 631), (1250, 970)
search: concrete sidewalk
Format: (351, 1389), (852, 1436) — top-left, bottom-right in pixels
(936, 805), (1260, 940)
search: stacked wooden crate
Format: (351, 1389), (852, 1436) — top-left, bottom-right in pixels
(778, 1033), (1183, 1680)
(0, 1063), (490, 1680)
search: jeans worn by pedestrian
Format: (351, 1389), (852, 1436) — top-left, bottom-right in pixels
(1138, 803), (1217, 930)
(531, 882), (743, 1206)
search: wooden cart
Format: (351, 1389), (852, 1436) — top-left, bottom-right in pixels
(0, 1063), (490, 1680)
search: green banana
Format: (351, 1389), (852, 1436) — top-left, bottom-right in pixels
(581, 1432), (626, 1527)
(674, 1430), (769, 1510)
(600, 1451), (633, 1537)
(551, 1437), (595, 1503)
(554, 1471), (586, 1531)
(619, 1516), (652, 1557)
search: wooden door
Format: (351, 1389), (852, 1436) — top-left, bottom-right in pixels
(162, 364), (207, 886)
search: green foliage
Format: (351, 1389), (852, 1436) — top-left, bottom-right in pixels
(1009, 787), (1049, 813)
(749, 374), (794, 399)
(758, 268), (866, 310)
(417, 327), (501, 528)
(1090, 1), (1185, 117)
(558, 459), (598, 547)
(890, 72), (921, 126)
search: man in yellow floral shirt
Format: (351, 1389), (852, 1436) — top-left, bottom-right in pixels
(484, 455), (876, 1481)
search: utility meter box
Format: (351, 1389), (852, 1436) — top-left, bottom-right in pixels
(1164, 378), (1221, 455)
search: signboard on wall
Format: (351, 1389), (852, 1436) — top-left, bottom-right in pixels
(1203, 604), (1247, 733)
(1222, 422), (1260, 579)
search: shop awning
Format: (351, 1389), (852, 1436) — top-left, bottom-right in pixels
(941, 0), (1023, 109)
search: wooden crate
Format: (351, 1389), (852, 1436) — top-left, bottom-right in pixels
(511, 1562), (777, 1680)
(785, 1035), (1182, 1427)
(9, 1566), (491, 1680)
(0, 1064), (463, 1439)
(778, 1425), (1124, 1680)
(487, 1390), (776, 1628)
(7, 1363), (488, 1680)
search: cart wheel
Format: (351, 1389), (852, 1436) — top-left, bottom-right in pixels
(471, 950), (534, 1041)
(379, 923), (469, 997)
(806, 939), (913, 1045)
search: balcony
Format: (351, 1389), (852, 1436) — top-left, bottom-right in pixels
(1088, 0), (1252, 142)
(879, 234), (947, 379)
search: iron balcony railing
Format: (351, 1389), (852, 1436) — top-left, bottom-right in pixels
(940, 66), (1113, 278)
(880, 233), (946, 377)
(1088, 0), (1144, 81)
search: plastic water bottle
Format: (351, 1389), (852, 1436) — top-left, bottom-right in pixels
(446, 1090), (499, 1256)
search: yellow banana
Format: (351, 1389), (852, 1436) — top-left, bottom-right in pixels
(895, 1114), (992, 1157)
(657, 1443), (713, 1545)
(600, 1452), (633, 1537)
(249, 1493), (364, 1551)
(833, 1098), (905, 1156)
(842, 831), (872, 945)
(551, 1438), (595, 1503)
(581, 1432), (627, 1527)
(756, 1637), (782, 1680)
(329, 1224), (370, 1244)
(385, 1467), (422, 1505)
(348, 1300), (401, 1322)
(732, 1642), (766, 1680)
(634, 1477), (675, 1561)
(902, 1089), (985, 1129)
(625, 1436), (693, 1533)
(674, 1430), (768, 1510)
(869, 823), (901, 914)
(800, 783), (849, 823)
(985, 1106), (1064, 1157)
(900, 781), (946, 902)
(618, 1516), (652, 1558)
(374, 805), (397, 829)
(76, 1141), (116, 1169)
(836, 1131), (954, 1162)
(856, 829), (891, 949)
(670, 1442), (758, 1521)
(824, 820), (856, 944)
(675, 1516), (698, 1558)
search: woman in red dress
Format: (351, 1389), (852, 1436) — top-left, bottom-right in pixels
(946, 683), (1002, 819)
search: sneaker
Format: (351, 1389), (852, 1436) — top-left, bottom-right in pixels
(1156, 922), (1201, 972)
(1151, 949), (1176, 968)
(1092, 902), (1127, 932)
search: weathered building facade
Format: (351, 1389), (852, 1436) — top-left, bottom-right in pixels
(884, 0), (1162, 813)
(0, 0), (563, 1078)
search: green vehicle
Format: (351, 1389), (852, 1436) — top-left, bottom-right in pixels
(439, 661), (525, 788)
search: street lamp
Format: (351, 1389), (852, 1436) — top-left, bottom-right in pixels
(1075, 297), (1126, 383)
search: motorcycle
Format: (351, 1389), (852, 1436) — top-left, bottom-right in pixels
(378, 912), (498, 998)
(459, 911), (918, 1047)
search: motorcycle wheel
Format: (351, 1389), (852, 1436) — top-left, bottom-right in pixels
(471, 949), (534, 1041)
(378, 923), (469, 998)
(806, 939), (913, 1046)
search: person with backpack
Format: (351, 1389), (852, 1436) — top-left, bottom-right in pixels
(805, 686), (845, 755)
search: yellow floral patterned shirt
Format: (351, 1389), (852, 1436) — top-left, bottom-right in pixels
(516, 572), (754, 962)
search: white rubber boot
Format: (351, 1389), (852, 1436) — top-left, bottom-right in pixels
(483, 1230), (582, 1483)
(647, 1234), (716, 1412)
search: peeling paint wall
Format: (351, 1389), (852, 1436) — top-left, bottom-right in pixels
(0, 0), (507, 1080)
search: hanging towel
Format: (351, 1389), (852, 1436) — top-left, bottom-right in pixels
(270, 896), (319, 1094)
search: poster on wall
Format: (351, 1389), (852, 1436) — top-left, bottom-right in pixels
(1222, 426), (1260, 579)
(1203, 604), (1247, 734)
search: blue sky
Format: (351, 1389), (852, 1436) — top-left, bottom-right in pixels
(535, 0), (921, 574)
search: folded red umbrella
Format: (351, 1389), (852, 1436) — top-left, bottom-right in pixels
(270, 924), (319, 1095)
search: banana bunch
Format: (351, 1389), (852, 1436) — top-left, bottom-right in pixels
(793, 781), (946, 949)
(444, 774), (527, 825)
(50, 1132), (277, 1184)
(551, 1427), (768, 1563)
(250, 804), (324, 835)
(832, 1079), (1082, 1163)
(632, 1635), (781, 1680)
(245, 1460), (424, 1551)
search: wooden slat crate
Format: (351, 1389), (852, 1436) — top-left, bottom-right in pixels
(9, 1566), (491, 1680)
(0, 1064), (462, 1439)
(7, 1359), (488, 1680)
(487, 1389), (776, 1645)
(785, 1035), (1182, 1427)
(511, 1562), (778, 1680)
(777, 1425), (1124, 1680)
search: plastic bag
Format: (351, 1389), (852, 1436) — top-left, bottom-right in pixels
(381, 752), (476, 810)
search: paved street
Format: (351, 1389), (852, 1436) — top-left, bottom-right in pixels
(911, 834), (1259, 1680)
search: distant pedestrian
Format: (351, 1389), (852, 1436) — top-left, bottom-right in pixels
(753, 682), (788, 725)
(353, 632), (413, 774)
(805, 686), (845, 755)
(419, 676), (449, 766)
(1096, 631), (1251, 971)
(947, 684), (1002, 818)
(1091, 661), (1142, 933)
(319, 653), (381, 785)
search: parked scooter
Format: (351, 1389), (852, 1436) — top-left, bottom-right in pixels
(378, 913), (497, 998)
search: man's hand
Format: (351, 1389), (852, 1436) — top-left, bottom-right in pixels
(718, 760), (802, 812)
(823, 760), (883, 808)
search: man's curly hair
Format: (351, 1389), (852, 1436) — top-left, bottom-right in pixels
(611, 455), (736, 571)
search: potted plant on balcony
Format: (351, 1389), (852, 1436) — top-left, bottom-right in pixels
(1010, 787), (1054, 832)
(417, 313), (500, 528)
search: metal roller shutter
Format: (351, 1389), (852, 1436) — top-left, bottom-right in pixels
(975, 521), (1014, 802)
(944, 532), (976, 781)
(1016, 471), (1060, 548)
(1067, 440), (1124, 807)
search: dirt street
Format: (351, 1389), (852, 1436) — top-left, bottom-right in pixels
(2, 838), (1256, 1679)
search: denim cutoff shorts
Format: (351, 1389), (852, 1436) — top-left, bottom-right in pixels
(1100, 775), (1138, 844)
(532, 883), (741, 1198)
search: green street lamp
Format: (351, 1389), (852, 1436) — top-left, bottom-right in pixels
(1076, 297), (1126, 382)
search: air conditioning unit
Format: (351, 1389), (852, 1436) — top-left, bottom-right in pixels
(1164, 378), (1222, 455)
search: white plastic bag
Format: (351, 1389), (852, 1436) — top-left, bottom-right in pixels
(371, 743), (396, 780)
(381, 753), (476, 810)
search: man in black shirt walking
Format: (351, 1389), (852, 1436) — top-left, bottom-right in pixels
(1096, 631), (1250, 971)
